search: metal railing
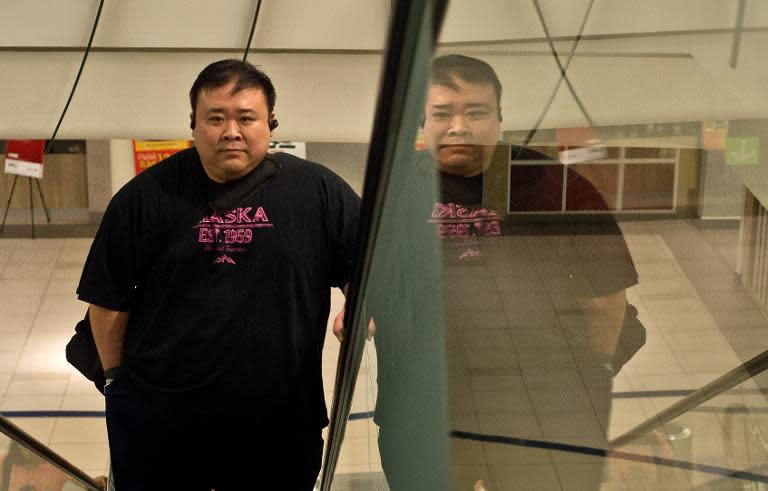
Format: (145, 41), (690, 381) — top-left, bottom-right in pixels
(0, 414), (103, 490)
(611, 349), (768, 448)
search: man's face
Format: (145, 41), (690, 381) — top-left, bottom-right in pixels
(423, 78), (501, 177)
(192, 81), (273, 183)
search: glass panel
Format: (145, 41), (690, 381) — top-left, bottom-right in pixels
(329, 1), (768, 490)
(331, 339), (383, 487)
(0, 432), (92, 490)
(325, 1), (450, 490)
(416, 1), (768, 490)
(606, 363), (768, 489)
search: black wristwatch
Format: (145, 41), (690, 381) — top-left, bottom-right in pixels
(104, 367), (120, 380)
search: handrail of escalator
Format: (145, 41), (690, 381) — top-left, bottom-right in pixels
(610, 349), (768, 448)
(318, 1), (448, 490)
(0, 414), (103, 490)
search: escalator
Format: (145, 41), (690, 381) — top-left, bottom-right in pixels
(0, 415), (103, 490)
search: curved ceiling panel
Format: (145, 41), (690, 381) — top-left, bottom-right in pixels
(0, 0), (389, 50)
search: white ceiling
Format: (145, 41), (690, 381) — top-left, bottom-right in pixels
(0, 0), (767, 141)
(0, 0), (390, 49)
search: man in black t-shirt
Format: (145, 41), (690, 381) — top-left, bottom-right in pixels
(374, 55), (640, 490)
(78, 60), (360, 490)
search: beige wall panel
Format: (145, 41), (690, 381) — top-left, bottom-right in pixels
(0, 154), (88, 209)
(676, 149), (702, 214)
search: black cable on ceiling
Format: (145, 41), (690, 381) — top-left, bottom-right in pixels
(517, 0), (595, 158)
(45, 0), (105, 154)
(730, 0), (746, 69)
(243, 0), (264, 62)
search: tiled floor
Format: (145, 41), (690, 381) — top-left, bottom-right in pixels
(1, 218), (767, 490)
(350, 219), (768, 490)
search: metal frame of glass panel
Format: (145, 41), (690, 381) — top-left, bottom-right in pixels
(319, 0), (449, 489)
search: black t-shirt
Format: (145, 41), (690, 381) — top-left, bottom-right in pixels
(373, 147), (641, 482)
(78, 148), (360, 426)
(433, 146), (638, 297)
(432, 145), (640, 397)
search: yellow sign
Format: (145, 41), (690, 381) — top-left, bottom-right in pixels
(133, 140), (192, 174)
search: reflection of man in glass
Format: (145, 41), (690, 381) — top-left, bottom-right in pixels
(424, 56), (501, 180)
(422, 55), (641, 490)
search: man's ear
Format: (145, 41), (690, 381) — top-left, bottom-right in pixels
(190, 112), (196, 130)
(498, 107), (503, 123)
(268, 112), (278, 132)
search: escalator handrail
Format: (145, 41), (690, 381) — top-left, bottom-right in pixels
(610, 349), (768, 448)
(318, 0), (448, 490)
(0, 414), (103, 490)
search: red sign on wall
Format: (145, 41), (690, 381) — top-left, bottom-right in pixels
(4, 139), (45, 178)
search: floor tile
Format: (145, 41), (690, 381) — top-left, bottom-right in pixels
(0, 278), (50, 296)
(490, 464), (561, 491)
(52, 265), (84, 280)
(22, 328), (74, 353)
(32, 311), (82, 332)
(1, 394), (63, 411)
(2, 261), (56, 279)
(48, 442), (109, 475)
(5, 377), (68, 396)
(0, 372), (11, 394)
(0, 239), (20, 250)
(14, 350), (72, 374)
(0, 351), (21, 372)
(5, 417), (57, 444)
(50, 418), (107, 444)
(56, 247), (89, 264)
(45, 277), (81, 296)
(0, 295), (44, 317)
(9, 247), (60, 264)
(15, 239), (65, 250)
(60, 393), (105, 411)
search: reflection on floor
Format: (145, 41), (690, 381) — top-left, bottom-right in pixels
(339, 218), (768, 490)
(0, 219), (766, 490)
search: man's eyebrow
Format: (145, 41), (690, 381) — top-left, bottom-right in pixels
(465, 102), (492, 109)
(429, 102), (491, 110)
(203, 107), (257, 114)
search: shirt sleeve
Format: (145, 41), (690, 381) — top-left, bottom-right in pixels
(574, 220), (639, 297)
(325, 173), (361, 289)
(76, 182), (139, 311)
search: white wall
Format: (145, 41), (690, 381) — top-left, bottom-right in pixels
(109, 139), (135, 196)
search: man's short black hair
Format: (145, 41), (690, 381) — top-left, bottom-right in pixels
(430, 54), (502, 117)
(189, 59), (276, 128)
